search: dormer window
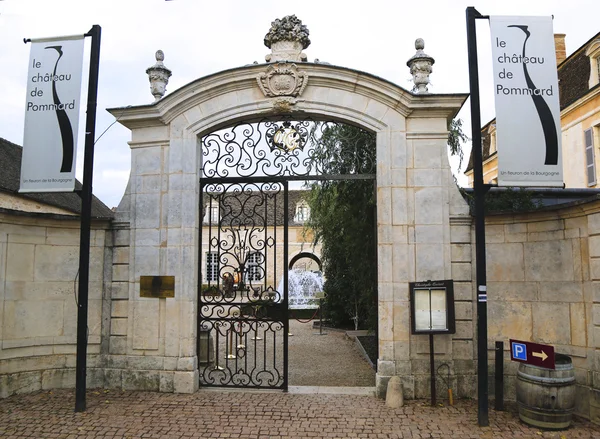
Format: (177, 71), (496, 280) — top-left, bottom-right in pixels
(489, 125), (497, 155)
(204, 204), (220, 223)
(294, 202), (310, 222)
(585, 39), (600, 88)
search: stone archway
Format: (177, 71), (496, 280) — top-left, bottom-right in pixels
(289, 252), (322, 272)
(107, 16), (470, 396)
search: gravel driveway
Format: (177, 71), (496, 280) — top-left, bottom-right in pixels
(288, 319), (375, 387)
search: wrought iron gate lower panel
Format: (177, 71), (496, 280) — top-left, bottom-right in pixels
(198, 180), (288, 389)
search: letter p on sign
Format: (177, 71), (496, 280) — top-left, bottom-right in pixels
(512, 342), (527, 361)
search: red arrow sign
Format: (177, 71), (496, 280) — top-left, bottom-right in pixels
(510, 339), (555, 369)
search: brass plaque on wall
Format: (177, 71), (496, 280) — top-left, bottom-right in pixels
(140, 276), (175, 298)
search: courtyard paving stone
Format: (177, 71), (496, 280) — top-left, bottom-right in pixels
(1, 388), (599, 438)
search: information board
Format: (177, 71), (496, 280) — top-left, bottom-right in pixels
(409, 280), (455, 334)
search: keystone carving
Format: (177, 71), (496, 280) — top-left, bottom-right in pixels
(257, 63), (308, 98)
(271, 97), (299, 113)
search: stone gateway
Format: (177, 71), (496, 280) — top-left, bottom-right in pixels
(2, 15), (599, 423)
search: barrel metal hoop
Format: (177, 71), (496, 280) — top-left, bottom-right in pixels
(517, 401), (576, 415)
(517, 371), (576, 386)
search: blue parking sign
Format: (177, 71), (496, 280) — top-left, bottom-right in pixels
(512, 342), (527, 361)
(509, 339), (555, 368)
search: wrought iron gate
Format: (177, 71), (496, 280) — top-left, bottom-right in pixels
(198, 180), (289, 389)
(198, 118), (376, 390)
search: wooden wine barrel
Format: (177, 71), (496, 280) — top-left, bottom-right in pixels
(516, 353), (576, 430)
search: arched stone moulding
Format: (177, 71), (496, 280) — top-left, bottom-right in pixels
(106, 61), (470, 396)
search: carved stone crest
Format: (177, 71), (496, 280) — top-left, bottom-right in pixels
(257, 63), (308, 98)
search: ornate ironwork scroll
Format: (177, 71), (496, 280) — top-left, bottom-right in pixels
(198, 118), (376, 390)
(200, 117), (376, 179)
(198, 182), (288, 389)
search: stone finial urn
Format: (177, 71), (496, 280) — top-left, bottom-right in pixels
(264, 15), (310, 62)
(146, 50), (172, 102)
(406, 38), (435, 94)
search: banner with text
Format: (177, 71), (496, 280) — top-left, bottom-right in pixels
(20, 35), (85, 193)
(490, 16), (563, 187)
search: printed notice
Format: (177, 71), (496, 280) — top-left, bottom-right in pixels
(414, 288), (448, 331)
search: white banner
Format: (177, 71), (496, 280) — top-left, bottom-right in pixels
(490, 16), (563, 187)
(20, 35), (85, 193)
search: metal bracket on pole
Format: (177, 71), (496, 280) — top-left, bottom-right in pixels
(466, 6), (489, 427)
(75, 24), (101, 413)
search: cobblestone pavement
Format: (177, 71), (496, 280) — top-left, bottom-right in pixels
(1, 388), (599, 439)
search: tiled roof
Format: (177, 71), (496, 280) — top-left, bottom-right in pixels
(558, 50), (592, 109)
(202, 189), (311, 227)
(0, 137), (114, 219)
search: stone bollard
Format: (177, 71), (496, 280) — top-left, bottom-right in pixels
(385, 376), (404, 408)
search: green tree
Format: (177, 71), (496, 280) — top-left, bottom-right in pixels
(305, 124), (377, 330)
(305, 120), (469, 330)
(448, 118), (469, 170)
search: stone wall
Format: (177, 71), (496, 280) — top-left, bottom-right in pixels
(377, 117), (475, 399)
(484, 200), (600, 421)
(0, 211), (110, 397)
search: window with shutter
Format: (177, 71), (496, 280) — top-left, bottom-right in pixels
(585, 128), (596, 186)
(247, 252), (263, 281)
(206, 252), (219, 282)
(204, 204), (219, 223)
(294, 202), (310, 222)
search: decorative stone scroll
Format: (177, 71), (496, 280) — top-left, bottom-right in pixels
(257, 63), (308, 98)
(271, 97), (297, 113)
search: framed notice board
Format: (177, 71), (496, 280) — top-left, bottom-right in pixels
(409, 280), (455, 335)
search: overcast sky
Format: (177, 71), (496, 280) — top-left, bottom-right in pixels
(1, 0), (598, 208)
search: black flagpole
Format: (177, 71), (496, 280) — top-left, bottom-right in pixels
(75, 24), (101, 413)
(466, 7), (490, 427)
